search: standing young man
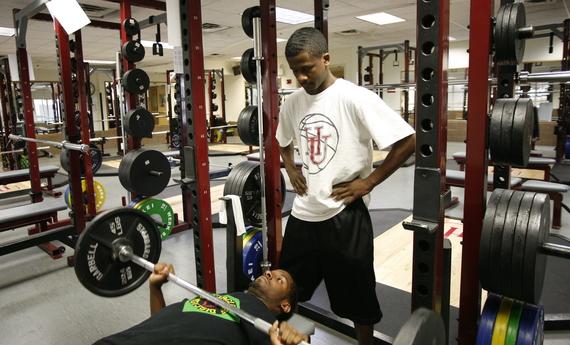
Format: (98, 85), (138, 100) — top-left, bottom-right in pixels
(276, 27), (416, 345)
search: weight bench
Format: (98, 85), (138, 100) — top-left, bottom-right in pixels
(452, 152), (554, 180)
(0, 165), (60, 196)
(519, 180), (570, 229)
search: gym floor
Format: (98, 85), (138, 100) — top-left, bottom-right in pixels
(0, 138), (569, 344)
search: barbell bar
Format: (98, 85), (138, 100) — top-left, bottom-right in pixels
(0, 146), (49, 155)
(9, 134), (90, 153)
(74, 207), (309, 344)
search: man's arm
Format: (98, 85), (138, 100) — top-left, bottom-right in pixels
(279, 143), (307, 196)
(149, 263), (174, 315)
(330, 133), (416, 204)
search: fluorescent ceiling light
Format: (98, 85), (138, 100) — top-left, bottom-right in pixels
(250, 38), (287, 43)
(46, 0), (91, 35)
(356, 12), (405, 26)
(140, 40), (174, 49)
(231, 56), (242, 60)
(276, 7), (314, 24)
(449, 36), (457, 41)
(85, 59), (115, 65)
(0, 27), (15, 37)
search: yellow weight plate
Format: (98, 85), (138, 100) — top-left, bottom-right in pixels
(242, 227), (260, 248)
(491, 297), (513, 345)
(66, 179), (106, 212)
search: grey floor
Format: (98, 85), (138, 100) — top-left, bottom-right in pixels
(0, 140), (569, 344)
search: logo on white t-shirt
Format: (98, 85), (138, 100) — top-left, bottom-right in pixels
(299, 113), (339, 174)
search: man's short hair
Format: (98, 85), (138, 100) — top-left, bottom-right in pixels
(277, 278), (298, 321)
(285, 27), (328, 59)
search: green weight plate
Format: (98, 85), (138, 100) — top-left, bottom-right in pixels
(505, 300), (523, 345)
(499, 190), (524, 298)
(511, 192), (535, 301)
(522, 193), (549, 304)
(480, 189), (505, 291)
(133, 198), (174, 240)
(74, 208), (161, 297)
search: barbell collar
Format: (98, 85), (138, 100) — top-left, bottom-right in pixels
(118, 245), (308, 345)
(540, 242), (570, 260)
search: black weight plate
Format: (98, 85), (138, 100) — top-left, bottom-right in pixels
(511, 192), (535, 301)
(488, 189), (514, 294)
(504, 3), (516, 65)
(392, 308), (445, 345)
(480, 189), (505, 291)
(223, 161), (286, 226)
(499, 190), (524, 298)
(74, 208), (161, 297)
(125, 107), (155, 138)
(89, 143), (103, 174)
(494, 4), (508, 64)
(489, 99), (507, 164)
(512, 3), (526, 65)
(119, 149), (171, 197)
(60, 145), (102, 175)
(240, 48), (256, 84)
(511, 98), (533, 167)
(237, 106), (259, 146)
(523, 193), (549, 304)
(122, 68), (150, 95)
(121, 41), (146, 63)
(122, 17), (140, 37)
(500, 98), (518, 165)
(241, 6), (261, 38)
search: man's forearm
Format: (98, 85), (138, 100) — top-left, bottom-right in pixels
(279, 143), (297, 172)
(150, 285), (166, 316)
(365, 134), (416, 189)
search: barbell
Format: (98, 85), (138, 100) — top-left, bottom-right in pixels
(74, 206), (444, 345)
(73, 207), (309, 345)
(9, 134), (90, 153)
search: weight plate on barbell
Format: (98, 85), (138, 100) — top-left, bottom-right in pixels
(119, 149), (171, 197)
(243, 229), (262, 281)
(522, 192), (549, 304)
(499, 98), (518, 164)
(60, 144), (103, 176)
(511, 192), (535, 301)
(499, 190), (524, 297)
(489, 189), (514, 295)
(392, 308), (445, 345)
(489, 98), (533, 166)
(480, 189), (504, 292)
(121, 40), (146, 63)
(491, 297), (512, 345)
(132, 198), (174, 240)
(511, 98), (534, 167)
(240, 48), (256, 84)
(494, 3), (527, 65)
(237, 106), (259, 146)
(122, 68), (150, 95)
(489, 99), (507, 165)
(476, 294), (501, 345)
(241, 6), (261, 38)
(223, 161), (286, 226)
(125, 107), (155, 138)
(516, 303), (544, 345)
(505, 300), (523, 345)
(65, 179), (106, 212)
(74, 208), (161, 297)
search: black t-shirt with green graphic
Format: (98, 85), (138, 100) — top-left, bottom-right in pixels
(94, 292), (274, 345)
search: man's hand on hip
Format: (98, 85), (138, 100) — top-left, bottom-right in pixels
(286, 168), (307, 196)
(331, 178), (372, 205)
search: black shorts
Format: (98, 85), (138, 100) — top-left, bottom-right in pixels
(280, 198), (382, 325)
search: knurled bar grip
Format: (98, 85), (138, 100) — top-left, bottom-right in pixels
(8, 134), (90, 152)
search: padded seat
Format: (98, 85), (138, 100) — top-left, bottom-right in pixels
(0, 165), (59, 183)
(0, 200), (66, 232)
(452, 152), (554, 180)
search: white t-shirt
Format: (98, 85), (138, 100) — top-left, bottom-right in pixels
(276, 78), (415, 222)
